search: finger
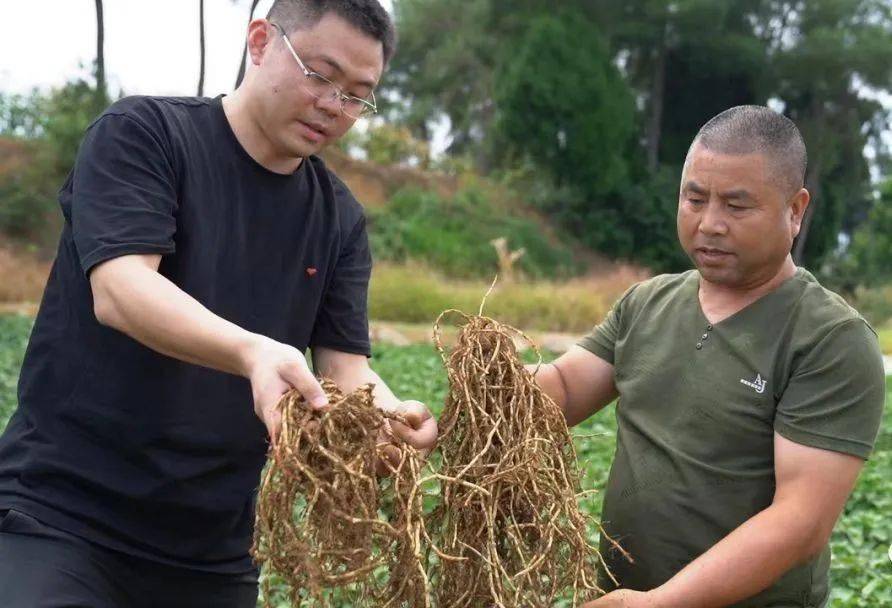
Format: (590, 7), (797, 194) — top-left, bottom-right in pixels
(389, 402), (436, 447)
(254, 386), (284, 444)
(391, 400), (430, 429)
(390, 414), (438, 451)
(280, 362), (328, 409)
(400, 410), (424, 429)
(264, 407), (281, 447)
(375, 444), (402, 476)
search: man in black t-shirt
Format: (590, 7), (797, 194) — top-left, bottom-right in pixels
(0, 2), (436, 606)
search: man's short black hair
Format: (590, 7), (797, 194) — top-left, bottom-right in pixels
(691, 105), (807, 196)
(267, 0), (396, 65)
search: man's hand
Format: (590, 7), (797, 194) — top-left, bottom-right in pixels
(579, 589), (658, 608)
(243, 335), (328, 444)
(386, 399), (438, 457)
(311, 347), (439, 469)
(376, 400), (438, 474)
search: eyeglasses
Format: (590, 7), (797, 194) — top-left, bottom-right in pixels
(270, 22), (377, 120)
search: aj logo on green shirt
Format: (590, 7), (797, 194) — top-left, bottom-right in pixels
(740, 373), (768, 394)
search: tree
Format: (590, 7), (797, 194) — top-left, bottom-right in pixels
(197, 0), (206, 96)
(385, 0), (524, 164)
(761, 0), (892, 266)
(0, 79), (110, 243)
(384, 0), (891, 275)
(603, 0), (766, 170)
(847, 180), (892, 286)
(94, 0), (106, 96)
(493, 12), (634, 196)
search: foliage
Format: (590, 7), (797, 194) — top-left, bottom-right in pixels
(769, 0), (892, 268)
(368, 186), (583, 280)
(522, 166), (691, 274)
(493, 11), (634, 197)
(388, 0), (892, 274)
(382, 0), (505, 159)
(363, 123), (430, 168)
(851, 284), (892, 330)
(0, 315), (32, 430)
(0, 77), (110, 241)
(0, 90), (44, 139)
(879, 325), (892, 355)
(339, 123), (431, 168)
(847, 180), (892, 287)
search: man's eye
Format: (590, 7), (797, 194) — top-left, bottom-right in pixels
(308, 70), (334, 83)
(729, 204), (747, 211)
(688, 199), (705, 205)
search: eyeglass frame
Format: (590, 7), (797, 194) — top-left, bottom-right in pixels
(269, 22), (377, 119)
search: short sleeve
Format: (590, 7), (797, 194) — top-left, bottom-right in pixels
(577, 284), (639, 364)
(68, 112), (178, 275)
(774, 319), (886, 459)
(309, 214), (373, 357)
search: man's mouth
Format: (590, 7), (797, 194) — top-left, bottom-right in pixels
(695, 247), (733, 262)
(297, 120), (328, 143)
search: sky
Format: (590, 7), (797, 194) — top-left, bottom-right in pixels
(0, 0), (392, 98)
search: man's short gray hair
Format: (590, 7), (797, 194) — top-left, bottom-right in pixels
(690, 105), (807, 196)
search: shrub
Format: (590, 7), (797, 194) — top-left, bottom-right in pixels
(368, 186), (584, 280)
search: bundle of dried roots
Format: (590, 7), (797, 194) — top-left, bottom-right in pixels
(429, 308), (629, 608)
(252, 380), (428, 608)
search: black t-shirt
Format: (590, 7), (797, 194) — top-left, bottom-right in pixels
(0, 95), (372, 573)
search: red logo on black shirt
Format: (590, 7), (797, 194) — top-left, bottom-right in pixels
(306, 267), (317, 277)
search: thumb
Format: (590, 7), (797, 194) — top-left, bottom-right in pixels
(396, 400), (429, 429)
(280, 362), (328, 409)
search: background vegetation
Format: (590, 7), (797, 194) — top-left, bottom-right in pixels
(1, 1), (890, 605)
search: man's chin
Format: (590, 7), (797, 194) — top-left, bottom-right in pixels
(696, 265), (743, 286)
(281, 137), (323, 160)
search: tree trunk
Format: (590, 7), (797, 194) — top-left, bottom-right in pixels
(94, 0), (106, 95)
(646, 21), (667, 172)
(792, 99), (825, 266)
(198, 0), (206, 96)
(793, 154), (821, 265)
(235, 0), (262, 89)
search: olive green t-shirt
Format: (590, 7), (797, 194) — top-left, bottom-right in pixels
(579, 268), (885, 608)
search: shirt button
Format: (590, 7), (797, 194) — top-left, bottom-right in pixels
(696, 342), (703, 349)
(702, 333), (709, 340)
(706, 324), (714, 331)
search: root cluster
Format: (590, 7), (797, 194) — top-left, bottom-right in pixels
(252, 305), (626, 607)
(252, 380), (427, 607)
(429, 310), (624, 607)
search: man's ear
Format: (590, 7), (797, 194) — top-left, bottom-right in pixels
(246, 18), (276, 67)
(789, 187), (810, 239)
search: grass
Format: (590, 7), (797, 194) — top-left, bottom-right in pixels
(369, 261), (646, 333)
(0, 314), (890, 606)
(878, 324), (892, 356)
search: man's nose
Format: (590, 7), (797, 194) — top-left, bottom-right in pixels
(698, 201), (728, 236)
(315, 91), (342, 118)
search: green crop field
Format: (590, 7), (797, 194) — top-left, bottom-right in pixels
(1, 314), (889, 606)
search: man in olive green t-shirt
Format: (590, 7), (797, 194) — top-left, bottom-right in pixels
(532, 106), (886, 608)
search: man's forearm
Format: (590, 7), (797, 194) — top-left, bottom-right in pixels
(649, 502), (821, 607)
(93, 262), (259, 377)
(323, 360), (401, 411)
(525, 362), (569, 412)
